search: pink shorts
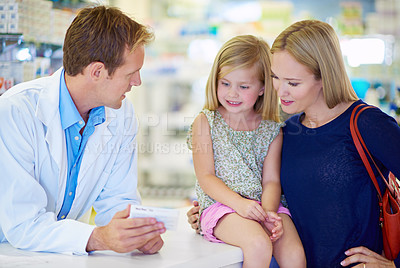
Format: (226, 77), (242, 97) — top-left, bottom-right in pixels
(200, 201), (291, 243)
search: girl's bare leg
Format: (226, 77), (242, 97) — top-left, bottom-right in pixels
(272, 213), (306, 268)
(214, 213), (272, 268)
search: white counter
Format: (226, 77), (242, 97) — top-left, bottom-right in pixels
(0, 207), (243, 268)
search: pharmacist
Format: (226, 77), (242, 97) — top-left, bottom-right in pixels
(0, 5), (165, 254)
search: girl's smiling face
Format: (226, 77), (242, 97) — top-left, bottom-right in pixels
(217, 64), (264, 117)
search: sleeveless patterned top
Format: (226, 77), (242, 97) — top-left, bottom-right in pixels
(187, 109), (284, 216)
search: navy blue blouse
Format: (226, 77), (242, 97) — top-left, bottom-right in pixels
(281, 100), (400, 267)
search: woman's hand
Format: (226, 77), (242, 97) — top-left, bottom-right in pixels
(340, 246), (395, 267)
(186, 200), (200, 234)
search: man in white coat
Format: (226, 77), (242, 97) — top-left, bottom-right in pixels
(0, 5), (165, 254)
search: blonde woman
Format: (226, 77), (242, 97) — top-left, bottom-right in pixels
(271, 20), (399, 267)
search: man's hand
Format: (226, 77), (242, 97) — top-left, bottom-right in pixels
(138, 236), (164, 254)
(86, 205), (166, 253)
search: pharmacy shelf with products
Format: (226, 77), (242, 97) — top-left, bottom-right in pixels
(0, 0), (75, 94)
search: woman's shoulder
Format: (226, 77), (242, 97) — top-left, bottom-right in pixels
(354, 101), (399, 134)
(346, 100), (397, 131)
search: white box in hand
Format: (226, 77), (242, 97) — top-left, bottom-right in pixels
(129, 205), (179, 231)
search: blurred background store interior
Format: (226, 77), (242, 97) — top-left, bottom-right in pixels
(1, 0), (399, 208)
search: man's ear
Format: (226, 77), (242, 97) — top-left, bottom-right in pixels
(88, 62), (105, 80)
(259, 86), (265, 96)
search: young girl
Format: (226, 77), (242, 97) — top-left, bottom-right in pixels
(187, 35), (306, 268)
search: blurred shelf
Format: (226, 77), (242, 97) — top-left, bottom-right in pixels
(0, 33), (23, 53)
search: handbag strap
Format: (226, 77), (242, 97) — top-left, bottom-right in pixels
(349, 104), (385, 200)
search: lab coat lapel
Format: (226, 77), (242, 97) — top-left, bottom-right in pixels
(35, 69), (68, 205)
(77, 108), (115, 181)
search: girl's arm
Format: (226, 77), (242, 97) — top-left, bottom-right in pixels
(191, 113), (266, 221)
(260, 129), (284, 241)
(261, 129), (283, 213)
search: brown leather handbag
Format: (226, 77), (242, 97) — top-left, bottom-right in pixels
(350, 103), (400, 260)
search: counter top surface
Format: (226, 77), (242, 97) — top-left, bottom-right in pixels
(0, 207), (243, 268)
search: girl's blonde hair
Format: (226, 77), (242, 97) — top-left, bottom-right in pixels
(271, 20), (358, 108)
(204, 35), (280, 122)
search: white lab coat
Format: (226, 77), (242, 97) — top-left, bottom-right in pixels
(0, 68), (141, 254)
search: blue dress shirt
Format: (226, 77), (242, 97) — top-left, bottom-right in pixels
(58, 71), (105, 220)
